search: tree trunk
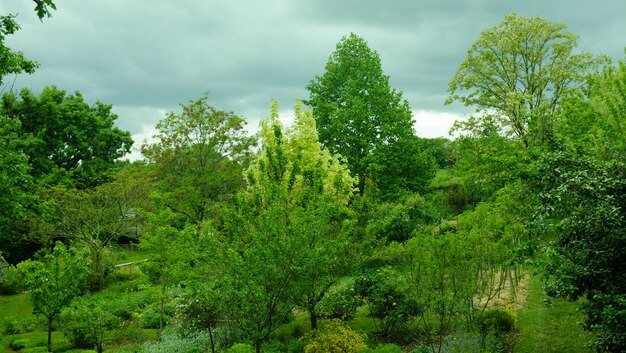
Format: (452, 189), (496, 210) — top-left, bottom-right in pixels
(97, 341), (103, 353)
(255, 339), (262, 353)
(208, 324), (215, 353)
(47, 317), (52, 353)
(309, 305), (318, 331)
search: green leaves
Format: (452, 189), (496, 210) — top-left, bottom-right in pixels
(306, 33), (420, 194)
(447, 13), (605, 145)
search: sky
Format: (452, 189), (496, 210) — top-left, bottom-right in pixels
(1, 1), (625, 159)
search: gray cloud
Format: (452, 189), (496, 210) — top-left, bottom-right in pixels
(1, 0), (624, 142)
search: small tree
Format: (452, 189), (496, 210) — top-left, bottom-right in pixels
(18, 242), (90, 353)
(61, 298), (120, 353)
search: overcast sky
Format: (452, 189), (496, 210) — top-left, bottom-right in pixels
(1, 1), (625, 158)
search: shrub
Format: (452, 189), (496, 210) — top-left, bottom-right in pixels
(2, 316), (38, 335)
(140, 302), (175, 329)
(317, 287), (361, 321)
(142, 331), (211, 353)
(302, 319), (367, 353)
(10, 338), (28, 350)
(476, 308), (516, 335)
(0, 265), (24, 295)
(226, 343), (255, 353)
(61, 298), (120, 349)
(361, 343), (403, 353)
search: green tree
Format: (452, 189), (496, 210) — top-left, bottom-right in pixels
(210, 101), (357, 352)
(533, 55), (626, 352)
(61, 298), (120, 353)
(142, 94), (255, 225)
(0, 117), (40, 263)
(306, 33), (421, 193)
(0, 87), (133, 188)
(447, 13), (604, 146)
(17, 242), (90, 353)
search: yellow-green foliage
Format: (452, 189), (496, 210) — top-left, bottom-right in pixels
(247, 99), (357, 205)
(303, 319), (367, 353)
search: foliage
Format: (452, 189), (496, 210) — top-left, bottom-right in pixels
(0, 117), (40, 264)
(0, 15), (39, 86)
(366, 194), (436, 243)
(0, 264), (24, 295)
(302, 319), (367, 353)
(355, 268), (420, 336)
(447, 13), (604, 145)
(226, 343), (255, 353)
(142, 94), (255, 224)
(61, 298), (120, 353)
(316, 286), (362, 321)
(306, 33), (425, 194)
(17, 242), (90, 353)
(360, 343), (403, 353)
(142, 331), (212, 353)
(475, 309), (516, 335)
(1, 87), (132, 188)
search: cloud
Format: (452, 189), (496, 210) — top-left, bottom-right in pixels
(1, 0), (624, 139)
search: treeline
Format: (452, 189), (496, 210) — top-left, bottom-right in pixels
(0, 6), (625, 353)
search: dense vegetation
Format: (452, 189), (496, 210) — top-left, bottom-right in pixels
(1, 3), (624, 353)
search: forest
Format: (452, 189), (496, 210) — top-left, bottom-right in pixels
(1, 2), (625, 353)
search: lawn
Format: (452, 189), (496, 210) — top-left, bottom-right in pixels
(514, 274), (594, 353)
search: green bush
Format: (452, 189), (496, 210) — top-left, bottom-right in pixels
(140, 302), (175, 328)
(317, 287), (361, 321)
(142, 331), (211, 353)
(2, 316), (38, 334)
(476, 308), (516, 334)
(226, 343), (255, 353)
(9, 338), (28, 350)
(111, 266), (143, 281)
(0, 265), (24, 295)
(302, 319), (367, 353)
(360, 343), (403, 353)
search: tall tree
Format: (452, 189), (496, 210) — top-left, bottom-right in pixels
(142, 94), (255, 225)
(0, 87), (133, 188)
(306, 33), (420, 193)
(446, 13), (604, 146)
(18, 242), (90, 353)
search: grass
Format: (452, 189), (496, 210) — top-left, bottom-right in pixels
(514, 274), (594, 353)
(0, 293), (32, 327)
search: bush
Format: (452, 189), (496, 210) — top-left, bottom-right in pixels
(476, 308), (516, 335)
(226, 343), (255, 353)
(111, 265), (144, 281)
(317, 287), (362, 320)
(61, 298), (120, 349)
(140, 302), (175, 329)
(302, 319), (367, 353)
(0, 265), (24, 295)
(360, 343), (403, 353)
(10, 338), (28, 350)
(142, 331), (211, 353)
(2, 316), (38, 335)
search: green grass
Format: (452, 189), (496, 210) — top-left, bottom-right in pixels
(514, 275), (594, 353)
(0, 293), (33, 327)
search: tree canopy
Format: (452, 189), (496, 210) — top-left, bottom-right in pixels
(447, 13), (604, 145)
(306, 33), (423, 194)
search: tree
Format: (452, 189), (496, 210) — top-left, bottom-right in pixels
(447, 13), (604, 146)
(61, 298), (120, 353)
(17, 242), (90, 353)
(0, 87), (133, 188)
(306, 33), (419, 193)
(209, 100), (357, 352)
(37, 167), (154, 290)
(533, 55), (626, 352)
(142, 94), (255, 225)
(0, 117), (40, 263)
